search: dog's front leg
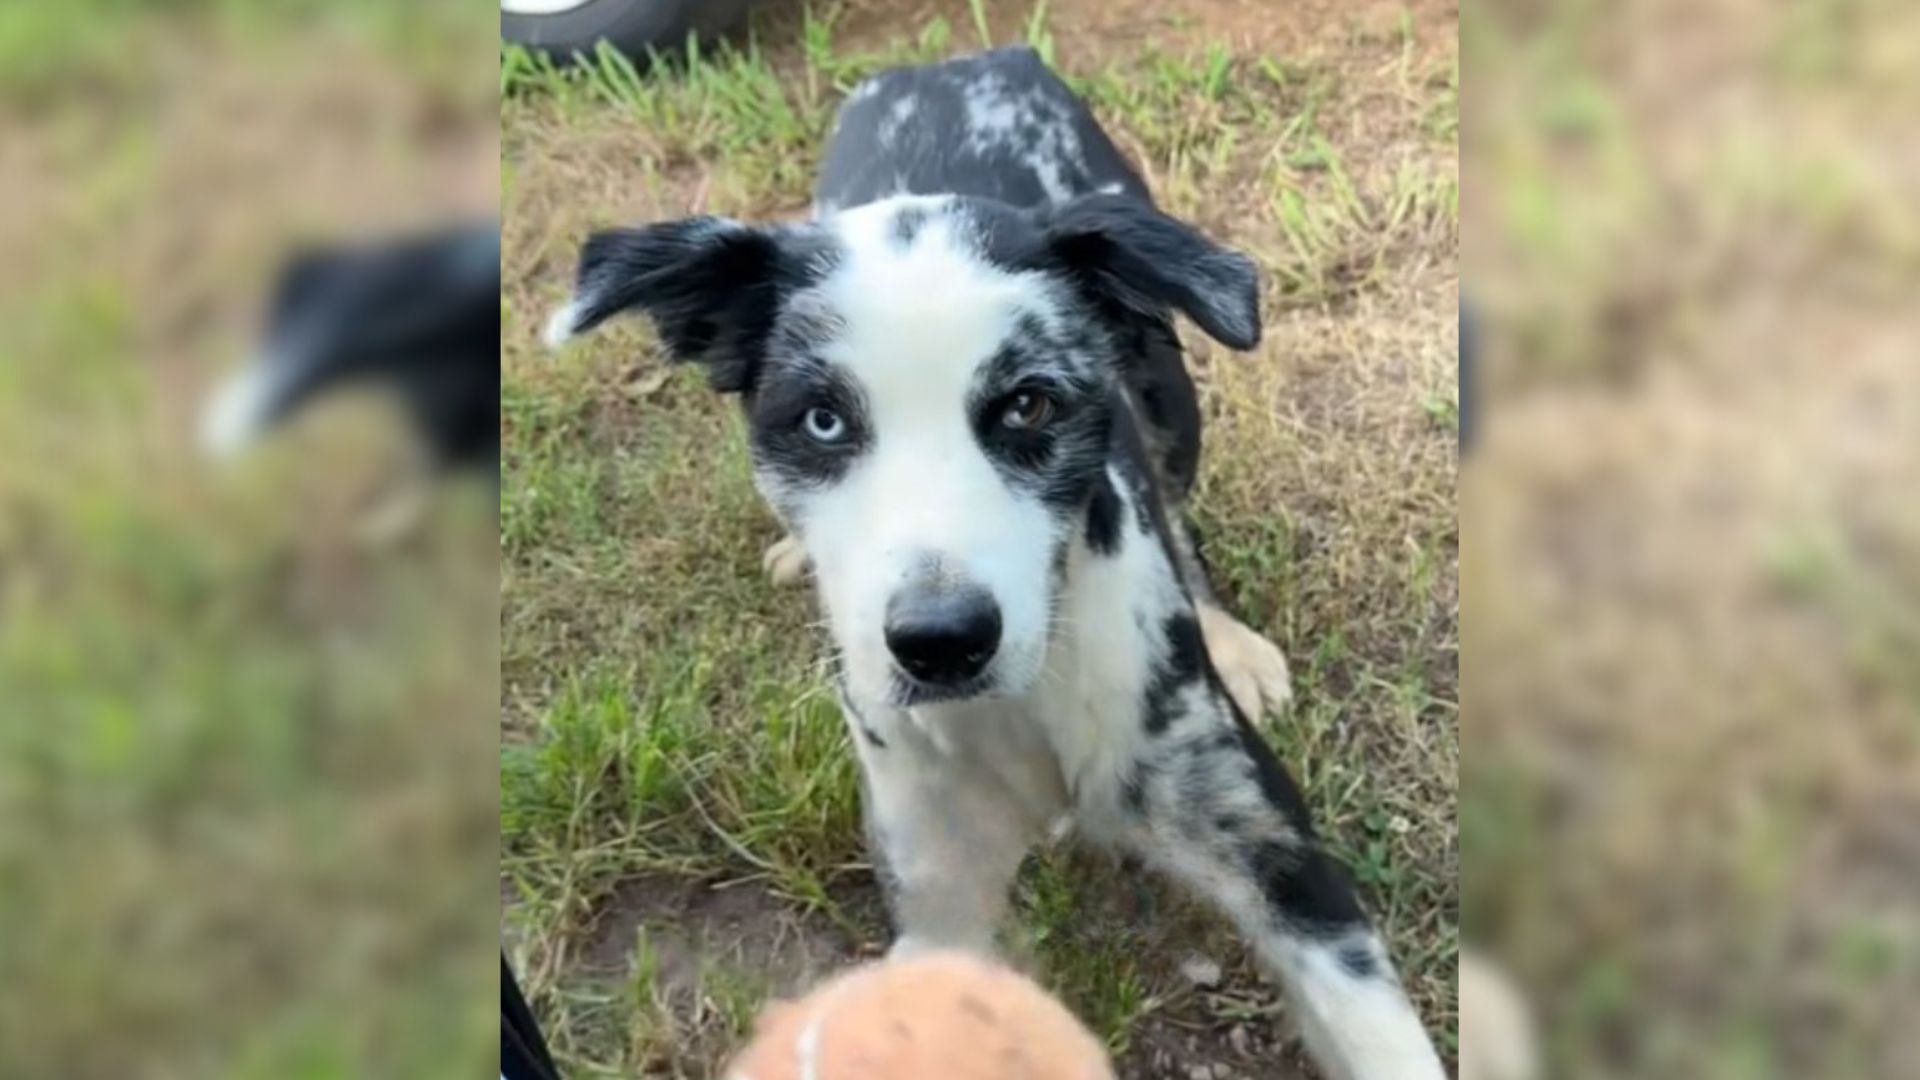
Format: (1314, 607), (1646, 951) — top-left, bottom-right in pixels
(846, 705), (1035, 958)
(1108, 730), (1445, 1080)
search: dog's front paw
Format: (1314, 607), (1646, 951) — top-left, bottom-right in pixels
(1196, 603), (1293, 719)
(763, 534), (811, 587)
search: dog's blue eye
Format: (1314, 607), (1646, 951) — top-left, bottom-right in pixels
(802, 406), (848, 443)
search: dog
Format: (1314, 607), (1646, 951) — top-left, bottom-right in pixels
(547, 48), (1443, 1080)
(201, 222), (501, 533)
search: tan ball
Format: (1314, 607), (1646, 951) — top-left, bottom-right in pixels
(725, 952), (1115, 1080)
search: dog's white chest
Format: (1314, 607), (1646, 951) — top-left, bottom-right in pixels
(1030, 532), (1169, 808)
(905, 699), (1071, 829)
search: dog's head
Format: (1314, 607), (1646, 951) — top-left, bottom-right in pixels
(201, 224), (499, 456)
(549, 195), (1258, 706)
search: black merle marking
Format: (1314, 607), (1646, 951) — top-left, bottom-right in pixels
(891, 204), (931, 247)
(1231, 720), (1317, 838)
(1143, 611), (1206, 736)
(935, 315), (1118, 519)
(1247, 841), (1369, 935)
(1084, 473), (1123, 555)
(745, 356), (873, 490)
(816, 46), (1151, 214)
(1102, 389), (1188, 576)
(1037, 195), (1260, 351)
(1338, 941), (1381, 980)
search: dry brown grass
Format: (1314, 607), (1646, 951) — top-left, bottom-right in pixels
(1466, 0), (1920, 1075)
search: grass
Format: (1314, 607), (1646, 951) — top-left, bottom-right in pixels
(0, 0), (483, 105)
(0, 3), (497, 1076)
(501, 2), (1457, 1077)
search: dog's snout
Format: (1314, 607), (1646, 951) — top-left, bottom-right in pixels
(884, 585), (1002, 687)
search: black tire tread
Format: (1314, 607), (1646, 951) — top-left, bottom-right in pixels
(501, 0), (755, 59)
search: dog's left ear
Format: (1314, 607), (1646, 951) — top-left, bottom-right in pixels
(1040, 195), (1261, 350)
(543, 217), (790, 393)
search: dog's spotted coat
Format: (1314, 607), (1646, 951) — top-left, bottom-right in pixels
(549, 47), (1443, 1080)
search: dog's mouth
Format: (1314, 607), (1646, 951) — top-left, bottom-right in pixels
(889, 670), (997, 707)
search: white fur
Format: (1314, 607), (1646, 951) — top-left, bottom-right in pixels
(1273, 940), (1448, 1080)
(1460, 950), (1539, 1080)
(878, 93), (918, 144)
(542, 299), (582, 348)
(199, 360), (280, 457)
(960, 75), (1084, 204)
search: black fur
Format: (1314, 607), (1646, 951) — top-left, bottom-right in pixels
(1035, 194), (1260, 352)
(1247, 841), (1368, 935)
(891, 203), (932, 247)
(1338, 941), (1382, 980)
(1084, 473), (1123, 555)
(1143, 611), (1206, 736)
(967, 358), (1113, 514)
(562, 219), (838, 395)
(238, 222), (499, 472)
(1231, 720), (1318, 839)
(745, 357), (873, 489)
(815, 46), (1151, 214)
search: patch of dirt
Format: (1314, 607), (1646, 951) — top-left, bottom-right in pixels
(1121, 1017), (1309, 1080)
(580, 874), (887, 994)
(577, 863), (1326, 1079)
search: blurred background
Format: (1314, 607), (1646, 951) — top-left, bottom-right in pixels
(0, 2), (498, 1077)
(1464, 1), (1918, 1077)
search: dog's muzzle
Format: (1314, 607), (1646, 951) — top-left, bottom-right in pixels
(884, 582), (1001, 693)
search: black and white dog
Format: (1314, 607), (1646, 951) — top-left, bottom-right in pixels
(202, 222), (501, 482)
(548, 48), (1443, 1079)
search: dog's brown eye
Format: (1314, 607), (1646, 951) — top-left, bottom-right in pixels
(1001, 390), (1056, 431)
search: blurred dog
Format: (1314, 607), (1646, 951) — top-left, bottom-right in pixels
(201, 222), (499, 534)
(549, 48), (1444, 1080)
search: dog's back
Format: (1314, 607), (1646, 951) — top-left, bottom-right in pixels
(816, 48), (1204, 501)
(816, 46), (1148, 214)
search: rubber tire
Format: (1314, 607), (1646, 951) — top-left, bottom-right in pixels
(501, 0), (756, 61)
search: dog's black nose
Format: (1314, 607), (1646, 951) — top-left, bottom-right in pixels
(884, 586), (1002, 687)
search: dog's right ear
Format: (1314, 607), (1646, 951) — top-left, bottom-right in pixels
(544, 217), (787, 393)
(1039, 195), (1261, 351)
